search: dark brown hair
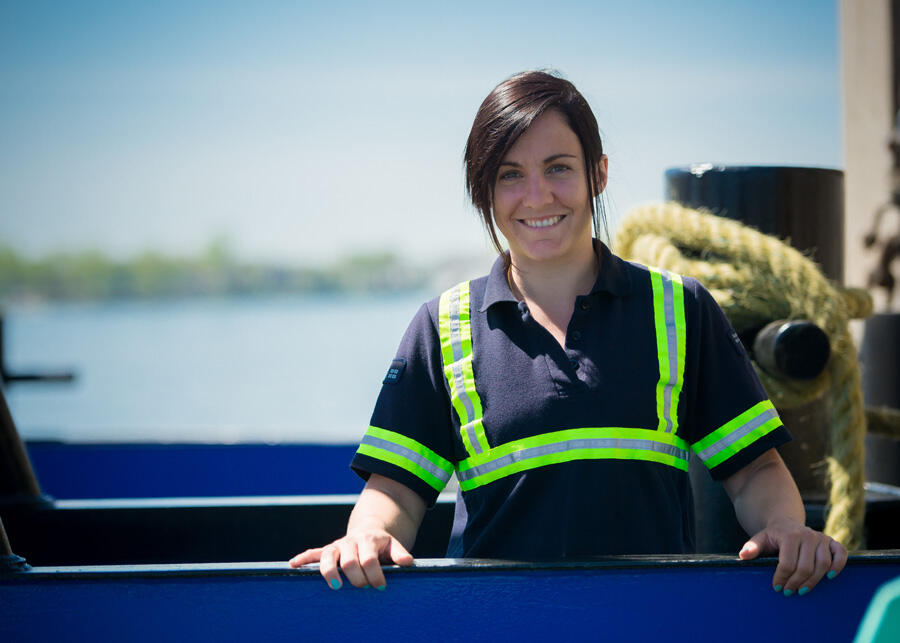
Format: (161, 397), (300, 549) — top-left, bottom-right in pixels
(464, 70), (608, 253)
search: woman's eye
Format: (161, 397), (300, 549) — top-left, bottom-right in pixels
(548, 164), (570, 175)
(498, 170), (521, 181)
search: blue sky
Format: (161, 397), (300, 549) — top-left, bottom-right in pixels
(0, 0), (840, 265)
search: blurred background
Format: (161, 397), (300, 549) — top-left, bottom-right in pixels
(0, 1), (858, 444)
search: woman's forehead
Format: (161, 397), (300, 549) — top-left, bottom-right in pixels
(502, 111), (583, 163)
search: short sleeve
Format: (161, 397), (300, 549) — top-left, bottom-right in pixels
(681, 278), (791, 480)
(350, 302), (457, 506)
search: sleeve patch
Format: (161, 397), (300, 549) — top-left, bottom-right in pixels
(383, 358), (407, 385)
(729, 327), (747, 357)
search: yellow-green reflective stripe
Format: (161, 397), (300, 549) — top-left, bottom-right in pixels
(650, 268), (686, 434)
(456, 427), (690, 491)
(692, 400), (783, 469)
(438, 281), (490, 456)
(357, 426), (454, 492)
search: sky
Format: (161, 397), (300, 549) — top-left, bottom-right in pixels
(0, 0), (841, 267)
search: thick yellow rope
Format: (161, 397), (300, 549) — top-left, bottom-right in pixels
(615, 202), (872, 549)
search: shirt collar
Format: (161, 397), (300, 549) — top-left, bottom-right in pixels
(480, 240), (632, 312)
(590, 240), (633, 297)
(480, 254), (519, 311)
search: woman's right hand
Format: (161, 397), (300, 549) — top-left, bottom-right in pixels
(289, 529), (414, 590)
(288, 473), (426, 590)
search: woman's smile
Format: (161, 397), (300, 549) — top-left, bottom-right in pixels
(519, 214), (565, 229)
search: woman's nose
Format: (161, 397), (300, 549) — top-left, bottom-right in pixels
(522, 174), (553, 208)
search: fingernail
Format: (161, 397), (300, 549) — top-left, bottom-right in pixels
(376, 584), (386, 591)
(827, 570), (837, 580)
(783, 588), (794, 597)
(798, 587), (810, 596)
(329, 579), (341, 590)
(363, 584), (371, 589)
(774, 585), (783, 592)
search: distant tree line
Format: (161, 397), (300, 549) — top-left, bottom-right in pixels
(0, 240), (430, 303)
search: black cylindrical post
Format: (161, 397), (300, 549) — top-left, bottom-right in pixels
(665, 165), (845, 282)
(666, 165), (845, 552)
(860, 313), (900, 487)
(860, 314), (900, 409)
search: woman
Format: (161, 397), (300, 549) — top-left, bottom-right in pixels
(290, 70), (847, 594)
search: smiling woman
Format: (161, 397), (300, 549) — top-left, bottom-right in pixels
(492, 111), (597, 268)
(290, 70), (847, 599)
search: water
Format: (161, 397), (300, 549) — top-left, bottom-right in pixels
(2, 292), (428, 443)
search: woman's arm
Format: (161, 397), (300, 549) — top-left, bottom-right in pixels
(289, 473), (427, 590)
(723, 448), (847, 595)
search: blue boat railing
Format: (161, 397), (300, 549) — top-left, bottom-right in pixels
(3, 554), (900, 642)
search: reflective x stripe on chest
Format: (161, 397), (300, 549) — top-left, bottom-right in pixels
(435, 271), (686, 491)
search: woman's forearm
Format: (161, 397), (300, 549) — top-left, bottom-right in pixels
(723, 448), (805, 535)
(346, 473), (427, 550)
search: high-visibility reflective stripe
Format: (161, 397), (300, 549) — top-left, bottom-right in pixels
(439, 282), (490, 457)
(692, 400), (783, 469)
(650, 269), (686, 434)
(456, 427), (690, 491)
(356, 426), (454, 492)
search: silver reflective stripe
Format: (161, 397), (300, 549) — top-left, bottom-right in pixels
(661, 270), (678, 433)
(457, 437), (689, 483)
(360, 434), (453, 485)
(464, 422), (481, 455)
(451, 361), (476, 432)
(696, 407), (780, 463)
(448, 288), (464, 362)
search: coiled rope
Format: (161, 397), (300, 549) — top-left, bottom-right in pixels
(615, 202), (873, 549)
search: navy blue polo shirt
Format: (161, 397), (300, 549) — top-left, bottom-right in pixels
(351, 241), (790, 558)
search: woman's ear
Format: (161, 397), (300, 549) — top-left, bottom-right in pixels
(593, 155), (609, 195)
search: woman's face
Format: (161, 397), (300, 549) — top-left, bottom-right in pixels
(492, 109), (606, 268)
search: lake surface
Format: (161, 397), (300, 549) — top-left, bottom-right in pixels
(2, 292), (428, 443)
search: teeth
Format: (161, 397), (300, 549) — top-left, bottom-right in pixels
(522, 215), (562, 228)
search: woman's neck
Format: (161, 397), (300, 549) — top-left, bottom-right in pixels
(507, 241), (599, 313)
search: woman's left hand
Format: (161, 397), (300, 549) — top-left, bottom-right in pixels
(737, 517), (847, 595)
(724, 449), (848, 595)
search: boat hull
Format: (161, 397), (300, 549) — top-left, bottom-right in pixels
(3, 555), (899, 642)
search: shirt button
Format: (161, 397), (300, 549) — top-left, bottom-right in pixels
(571, 330), (582, 342)
(580, 301), (591, 311)
(569, 358), (579, 369)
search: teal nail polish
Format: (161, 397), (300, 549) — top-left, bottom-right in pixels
(798, 587), (810, 596)
(827, 570), (837, 580)
(329, 579), (341, 590)
(774, 585), (783, 592)
(376, 584), (386, 591)
(783, 588), (794, 597)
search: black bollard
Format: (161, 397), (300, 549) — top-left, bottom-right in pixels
(860, 313), (900, 487)
(666, 165), (844, 552)
(665, 165), (844, 282)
